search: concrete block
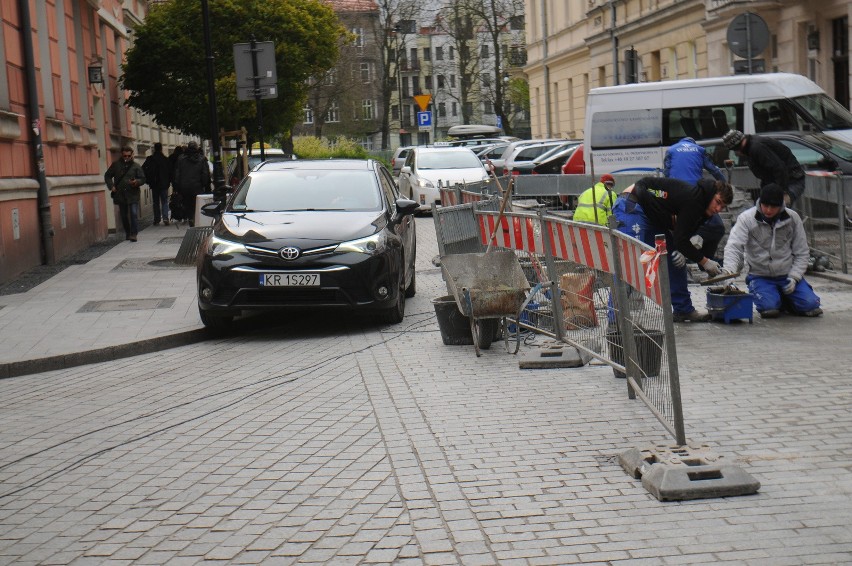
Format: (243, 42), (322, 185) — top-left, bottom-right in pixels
(518, 343), (591, 369)
(641, 463), (761, 501)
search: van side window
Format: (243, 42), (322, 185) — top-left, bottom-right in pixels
(662, 105), (743, 145)
(753, 100), (803, 133)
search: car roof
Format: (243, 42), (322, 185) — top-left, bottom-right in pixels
(255, 159), (377, 171)
(411, 146), (477, 154)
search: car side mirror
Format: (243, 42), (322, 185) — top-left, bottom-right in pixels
(200, 201), (224, 218)
(394, 198), (420, 217)
(401, 166), (412, 175)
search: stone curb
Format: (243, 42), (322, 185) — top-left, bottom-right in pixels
(809, 270), (852, 286)
(0, 329), (210, 380)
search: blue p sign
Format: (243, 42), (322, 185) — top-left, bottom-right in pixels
(417, 111), (432, 127)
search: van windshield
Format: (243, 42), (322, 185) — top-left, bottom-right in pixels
(792, 94), (852, 131)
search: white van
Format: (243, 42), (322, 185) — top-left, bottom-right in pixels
(584, 73), (852, 175)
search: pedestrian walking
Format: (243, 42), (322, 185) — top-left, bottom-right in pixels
(612, 176), (734, 322)
(104, 146), (145, 242)
(173, 141), (210, 227)
(722, 129), (806, 205)
(664, 136), (728, 262)
(142, 142), (171, 225)
(573, 174), (617, 225)
(722, 183), (822, 319)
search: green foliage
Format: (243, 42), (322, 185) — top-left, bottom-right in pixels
(121, 0), (344, 139)
(508, 77), (530, 114)
(293, 136), (369, 160)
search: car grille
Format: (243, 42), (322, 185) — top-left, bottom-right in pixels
(237, 288), (345, 306)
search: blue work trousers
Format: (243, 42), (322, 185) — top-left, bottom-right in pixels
(746, 275), (820, 314)
(612, 197), (694, 315)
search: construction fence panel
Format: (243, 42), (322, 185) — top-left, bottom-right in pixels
(471, 207), (686, 444)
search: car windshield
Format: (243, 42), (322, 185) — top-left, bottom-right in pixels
(417, 151), (482, 169)
(230, 170), (382, 212)
(793, 94), (852, 131)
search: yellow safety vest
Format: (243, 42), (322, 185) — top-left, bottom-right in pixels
(573, 182), (616, 225)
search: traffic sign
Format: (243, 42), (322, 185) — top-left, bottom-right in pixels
(234, 41), (278, 101)
(413, 94), (432, 112)
(726, 12), (769, 58)
(417, 111), (432, 130)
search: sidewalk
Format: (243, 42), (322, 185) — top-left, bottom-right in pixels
(0, 223), (205, 378)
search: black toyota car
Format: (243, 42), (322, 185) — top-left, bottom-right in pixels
(197, 160), (419, 330)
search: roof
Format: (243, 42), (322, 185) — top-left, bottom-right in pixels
(257, 159), (374, 171)
(324, 0), (378, 11)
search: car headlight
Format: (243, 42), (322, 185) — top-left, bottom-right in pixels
(335, 231), (387, 255)
(208, 234), (248, 257)
(417, 177), (434, 189)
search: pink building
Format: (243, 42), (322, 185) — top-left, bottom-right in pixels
(0, 1), (181, 284)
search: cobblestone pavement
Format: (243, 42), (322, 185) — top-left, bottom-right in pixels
(1, 217), (851, 565)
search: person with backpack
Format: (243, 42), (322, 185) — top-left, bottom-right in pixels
(104, 146), (145, 241)
(142, 142), (171, 225)
(173, 141), (210, 226)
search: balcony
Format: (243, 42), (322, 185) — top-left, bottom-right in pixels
(399, 58), (420, 72)
(508, 49), (527, 67)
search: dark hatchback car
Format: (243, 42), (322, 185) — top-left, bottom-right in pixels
(511, 143), (581, 175)
(197, 159), (419, 329)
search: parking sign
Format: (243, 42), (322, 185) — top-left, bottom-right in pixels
(417, 111), (432, 130)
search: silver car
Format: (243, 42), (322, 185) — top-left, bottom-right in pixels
(397, 147), (490, 211)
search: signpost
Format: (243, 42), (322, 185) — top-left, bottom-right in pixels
(233, 40), (277, 160)
(417, 111), (432, 131)
(726, 12), (769, 75)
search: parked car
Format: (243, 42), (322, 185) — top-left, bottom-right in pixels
(502, 140), (570, 175)
(397, 147), (490, 211)
(561, 143), (586, 174)
(474, 143), (510, 162)
(486, 139), (564, 174)
(226, 148), (295, 188)
(510, 143), (581, 175)
(391, 146), (414, 178)
(197, 159), (419, 330)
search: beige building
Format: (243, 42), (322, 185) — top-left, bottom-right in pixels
(523, 0), (850, 139)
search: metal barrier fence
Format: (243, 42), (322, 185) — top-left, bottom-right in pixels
(433, 200), (687, 445)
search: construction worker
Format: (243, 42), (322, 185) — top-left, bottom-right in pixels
(723, 129), (806, 205)
(612, 177), (734, 322)
(721, 183), (821, 319)
(574, 174), (617, 225)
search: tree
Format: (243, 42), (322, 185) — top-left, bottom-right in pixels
(121, 0), (344, 141)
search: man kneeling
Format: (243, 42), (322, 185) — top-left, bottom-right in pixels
(722, 183), (822, 319)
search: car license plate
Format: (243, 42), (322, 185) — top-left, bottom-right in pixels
(259, 273), (320, 286)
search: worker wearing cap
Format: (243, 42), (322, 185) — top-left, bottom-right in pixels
(664, 136), (728, 264)
(721, 183), (821, 319)
(574, 174), (617, 226)
(722, 129), (806, 205)
(613, 177), (734, 322)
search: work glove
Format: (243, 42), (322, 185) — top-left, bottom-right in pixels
(670, 250), (687, 268)
(689, 234), (704, 250)
(782, 277), (798, 295)
(702, 258), (722, 276)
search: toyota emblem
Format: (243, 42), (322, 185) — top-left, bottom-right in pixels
(279, 246), (301, 260)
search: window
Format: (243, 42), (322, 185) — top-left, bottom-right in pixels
(437, 75), (445, 88)
(351, 28), (364, 47)
(402, 76), (409, 97)
(403, 105), (412, 127)
(360, 62), (371, 83)
(463, 102), (472, 117)
(362, 99), (375, 120)
(391, 104), (399, 120)
(304, 106), (314, 124)
(323, 68), (337, 85)
(360, 137), (374, 151)
(483, 101), (493, 114)
(409, 47), (417, 62)
(510, 16), (524, 30)
(450, 75), (456, 88)
(450, 46), (455, 60)
(436, 46), (444, 60)
(423, 47), (431, 61)
(326, 100), (339, 123)
(412, 76), (420, 95)
(481, 44), (489, 58)
(417, 132), (431, 145)
(439, 102), (446, 117)
(661, 104), (743, 145)
(452, 102), (458, 116)
(460, 45), (470, 59)
(481, 73), (490, 87)
(425, 75), (432, 89)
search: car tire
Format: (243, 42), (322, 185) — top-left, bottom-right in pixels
(379, 278), (406, 324)
(404, 270), (416, 298)
(199, 307), (234, 333)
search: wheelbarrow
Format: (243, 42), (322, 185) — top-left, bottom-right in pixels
(440, 250), (544, 356)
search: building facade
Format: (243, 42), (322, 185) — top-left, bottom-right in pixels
(523, 0), (850, 139)
(0, 0), (188, 285)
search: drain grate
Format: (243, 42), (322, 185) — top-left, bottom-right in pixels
(159, 236), (185, 245)
(78, 298), (176, 312)
(112, 258), (191, 271)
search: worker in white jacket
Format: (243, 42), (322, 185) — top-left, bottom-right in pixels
(722, 183), (821, 319)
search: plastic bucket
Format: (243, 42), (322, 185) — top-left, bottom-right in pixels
(606, 328), (664, 378)
(433, 295), (498, 348)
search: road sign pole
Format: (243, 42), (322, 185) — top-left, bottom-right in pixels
(250, 37), (265, 161)
(746, 12), (753, 75)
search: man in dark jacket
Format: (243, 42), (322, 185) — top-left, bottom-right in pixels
(142, 142), (171, 225)
(104, 146), (146, 241)
(612, 177), (734, 322)
(173, 141), (210, 226)
(723, 129), (806, 205)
